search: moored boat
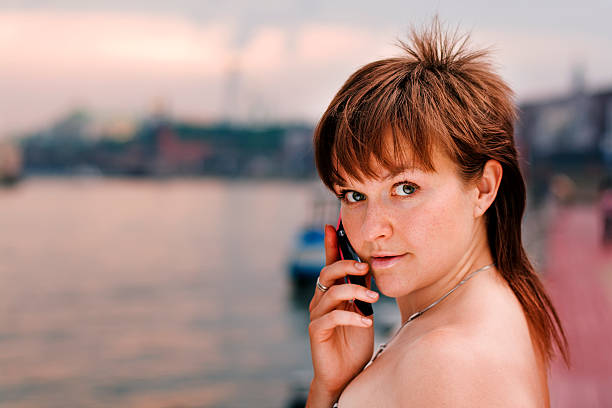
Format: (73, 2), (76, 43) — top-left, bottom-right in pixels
(287, 183), (338, 284)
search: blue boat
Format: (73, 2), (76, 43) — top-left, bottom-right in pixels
(287, 184), (338, 284)
(288, 226), (326, 283)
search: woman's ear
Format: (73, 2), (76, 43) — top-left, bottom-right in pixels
(474, 160), (503, 218)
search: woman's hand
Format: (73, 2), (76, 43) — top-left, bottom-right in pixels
(306, 224), (378, 405)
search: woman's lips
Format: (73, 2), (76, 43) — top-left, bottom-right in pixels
(370, 253), (407, 269)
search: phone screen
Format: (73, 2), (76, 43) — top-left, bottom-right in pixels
(336, 218), (374, 316)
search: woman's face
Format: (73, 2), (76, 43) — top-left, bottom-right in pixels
(334, 146), (482, 298)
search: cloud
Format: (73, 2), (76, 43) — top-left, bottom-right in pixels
(471, 29), (612, 98)
(0, 11), (234, 79)
(1, 9), (610, 134)
(296, 24), (392, 64)
(240, 27), (287, 73)
(0, 10), (400, 131)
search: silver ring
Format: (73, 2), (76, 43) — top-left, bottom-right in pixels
(316, 277), (329, 293)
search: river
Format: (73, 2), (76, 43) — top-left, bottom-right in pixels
(0, 177), (343, 407)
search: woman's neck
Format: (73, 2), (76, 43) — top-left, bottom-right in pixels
(395, 226), (495, 325)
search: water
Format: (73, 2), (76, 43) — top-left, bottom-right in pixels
(3, 177), (595, 406)
(0, 177), (330, 407)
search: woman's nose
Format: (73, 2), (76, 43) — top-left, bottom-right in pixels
(360, 201), (393, 241)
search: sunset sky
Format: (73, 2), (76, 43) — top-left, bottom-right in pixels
(1, 1), (611, 136)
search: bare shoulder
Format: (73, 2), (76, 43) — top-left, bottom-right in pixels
(392, 328), (544, 407)
(339, 276), (549, 407)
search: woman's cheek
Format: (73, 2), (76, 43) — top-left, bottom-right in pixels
(412, 199), (458, 257)
(420, 194), (448, 230)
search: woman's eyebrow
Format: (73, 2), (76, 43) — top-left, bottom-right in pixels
(333, 168), (423, 190)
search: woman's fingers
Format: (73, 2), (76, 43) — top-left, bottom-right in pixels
(309, 224), (370, 311)
(309, 309), (373, 341)
(320, 259), (369, 288)
(324, 224), (340, 266)
(310, 283), (379, 320)
(309, 259), (369, 312)
(323, 224), (348, 286)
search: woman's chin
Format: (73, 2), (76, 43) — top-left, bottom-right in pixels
(372, 275), (407, 298)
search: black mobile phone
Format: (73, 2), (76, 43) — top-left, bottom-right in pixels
(336, 218), (374, 317)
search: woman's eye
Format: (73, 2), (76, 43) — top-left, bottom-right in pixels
(346, 191), (366, 203)
(394, 183), (417, 196)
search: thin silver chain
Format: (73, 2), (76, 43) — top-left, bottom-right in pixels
(366, 263), (495, 367)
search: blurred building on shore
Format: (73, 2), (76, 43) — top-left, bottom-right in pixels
(19, 111), (315, 179)
(516, 81), (612, 204)
(18, 79), (612, 186)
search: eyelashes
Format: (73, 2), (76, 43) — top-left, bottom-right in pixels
(336, 190), (365, 203)
(335, 181), (420, 204)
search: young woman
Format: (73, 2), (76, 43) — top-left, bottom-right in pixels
(306, 20), (569, 407)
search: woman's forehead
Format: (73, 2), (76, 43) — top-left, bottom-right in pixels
(334, 160), (426, 188)
(333, 148), (459, 189)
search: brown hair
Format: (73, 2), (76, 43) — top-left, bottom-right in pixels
(313, 18), (569, 368)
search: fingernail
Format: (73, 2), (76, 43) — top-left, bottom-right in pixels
(366, 290), (378, 299)
(361, 317), (372, 325)
(355, 262), (367, 270)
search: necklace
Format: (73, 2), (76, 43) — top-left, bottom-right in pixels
(365, 262), (495, 368)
